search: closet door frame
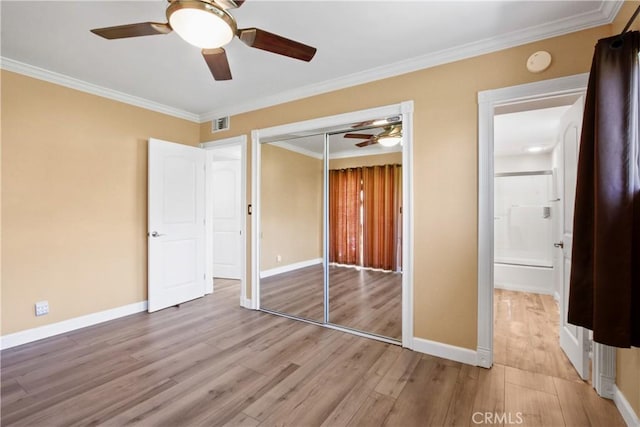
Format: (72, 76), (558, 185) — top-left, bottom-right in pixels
(251, 101), (415, 348)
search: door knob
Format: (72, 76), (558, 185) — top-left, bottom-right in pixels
(149, 231), (165, 238)
(554, 241), (564, 248)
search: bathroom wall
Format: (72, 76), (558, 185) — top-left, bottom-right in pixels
(494, 152), (555, 294)
(494, 153), (552, 173)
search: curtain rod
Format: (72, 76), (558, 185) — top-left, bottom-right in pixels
(621, 5), (640, 35)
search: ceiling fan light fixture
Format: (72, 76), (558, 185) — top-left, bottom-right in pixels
(377, 124), (403, 147)
(377, 136), (402, 147)
(167, 1), (236, 49)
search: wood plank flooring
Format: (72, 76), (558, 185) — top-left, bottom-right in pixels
(0, 281), (624, 426)
(260, 265), (402, 340)
(494, 289), (583, 382)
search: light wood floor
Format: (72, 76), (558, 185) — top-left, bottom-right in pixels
(494, 289), (583, 382)
(260, 264), (402, 340)
(1, 280), (624, 426)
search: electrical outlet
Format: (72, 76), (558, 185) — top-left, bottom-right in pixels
(276, 255), (282, 263)
(35, 301), (49, 317)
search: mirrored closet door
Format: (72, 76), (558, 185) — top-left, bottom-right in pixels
(257, 115), (404, 342)
(327, 130), (403, 340)
(259, 136), (324, 322)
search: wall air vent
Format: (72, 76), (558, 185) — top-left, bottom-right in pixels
(212, 116), (230, 132)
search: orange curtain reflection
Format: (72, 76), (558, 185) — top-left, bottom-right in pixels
(329, 168), (363, 265)
(329, 164), (402, 271)
(362, 164), (402, 271)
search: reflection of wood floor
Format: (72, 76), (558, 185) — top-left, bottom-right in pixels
(260, 264), (402, 340)
(2, 280), (624, 426)
(494, 289), (582, 382)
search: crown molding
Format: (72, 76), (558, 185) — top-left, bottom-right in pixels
(200, 1), (622, 121)
(1, 2), (622, 124)
(0, 57), (200, 123)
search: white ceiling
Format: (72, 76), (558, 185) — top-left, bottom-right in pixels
(1, 1), (620, 122)
(494, 105), (572, 156)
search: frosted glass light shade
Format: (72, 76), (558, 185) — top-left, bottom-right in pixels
(378, 136), (402, 147)
(169, 8), (234, 49)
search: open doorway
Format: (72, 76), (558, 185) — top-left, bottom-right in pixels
(203, 136), (248, 307)
(478, 74), (617, 399)
(492, 95), (590, 382)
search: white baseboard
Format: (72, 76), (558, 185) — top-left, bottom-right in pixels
(614, 385), (640, 427)
(412, 337), (478, 366)
(476, 346), (492, 368)
(240, 297), (253, 309)
(260, 258), (322, 279)
(553, 291), (560, 303)
(1, 301), (148, 350)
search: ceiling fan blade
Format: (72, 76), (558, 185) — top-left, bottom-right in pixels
(90, 22), (171, 39)
(344, 133), (375, 139)
(356, 139), (378, 148)
(237, 28), (316, 62)
(202, 48), (232, 81)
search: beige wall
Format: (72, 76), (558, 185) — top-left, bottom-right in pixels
(260, 144), (323, 271)
(329, 152), (402, 170)
(618, 348), (640, 417)
(201, 24), (611, 349)
(1, 71), (199, 334)
(2, 0), (638, 419)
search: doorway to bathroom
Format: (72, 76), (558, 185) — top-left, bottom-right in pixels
(478, 75), (617, 399)
(492, 93), (589, 382)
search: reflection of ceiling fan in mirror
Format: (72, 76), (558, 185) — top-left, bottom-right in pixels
(90, 0), (317, 81)
(344, 124), (403, 148)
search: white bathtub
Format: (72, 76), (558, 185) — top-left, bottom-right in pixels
(494, 262), (554, 295)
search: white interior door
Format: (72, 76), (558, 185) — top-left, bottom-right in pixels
(148, 138), (206, 312)
(211, 156), (242, 279)
(558, 98), (590, 380)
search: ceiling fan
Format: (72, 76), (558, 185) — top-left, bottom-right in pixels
(344, 125), (403, 148)
(90, 0), (317, 81)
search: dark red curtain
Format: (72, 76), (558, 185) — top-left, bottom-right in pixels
(568, 31), (640, 347)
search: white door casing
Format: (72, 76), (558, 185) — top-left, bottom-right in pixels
(211, 156), (242, 279)
(477, 74), (588, 369)
(479, 76), (616, 392)
(558, 98), (591, 380)
(148, 138), (206, 312)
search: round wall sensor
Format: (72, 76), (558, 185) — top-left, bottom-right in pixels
(526, 51), (552, 73)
